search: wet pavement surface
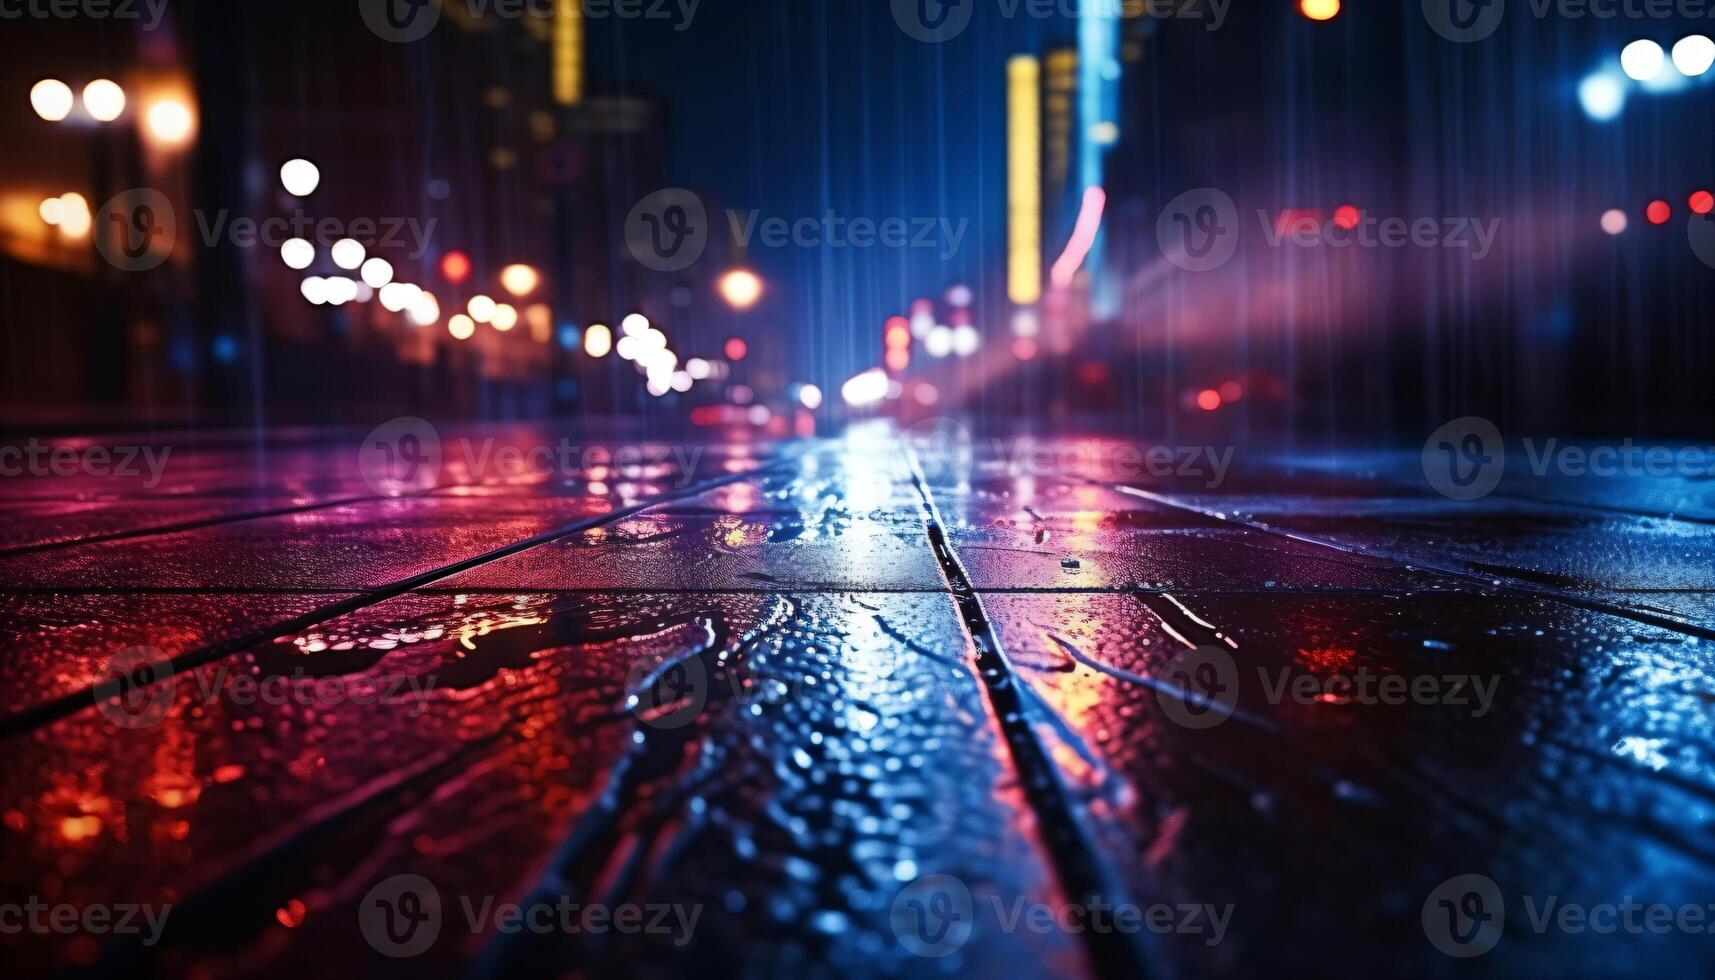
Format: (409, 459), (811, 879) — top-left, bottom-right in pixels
(1, 425), (1712, 978)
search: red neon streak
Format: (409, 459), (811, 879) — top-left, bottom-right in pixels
(1050, 187), (1107, 288)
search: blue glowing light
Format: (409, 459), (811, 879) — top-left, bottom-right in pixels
(1578, 72), (1626, 121)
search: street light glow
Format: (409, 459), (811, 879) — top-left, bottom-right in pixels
(379, 282), (419, 312)
(30, 79), (73, 122)
(841, 369), (889, 407)
(584, 323), (612, 357)
(491, 303), (519, 331)
(82, 80), (126, 122)
(1621, 39), (1666, 81)
(323, 276), (357, 306)
(331, 239), (365, 270)
(1299, 0), (1340, 21)
(144, 98), (195, 145)
(468, 295), (497, 322)
(361, 257), (394, 288)
(408, 291), (440, 326)
(717, 269), (763, 310)
(1673, 35), (1715, 77)
(500, 264), (540, 296)
(56, 193), (91, 238)
(448, 314), (477, 340)
(281, 238), (315, 270)
(1578, 72), (1626, 121)
(280, 158), (321, 197)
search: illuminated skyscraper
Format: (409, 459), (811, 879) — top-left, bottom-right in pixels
(1008, 56), (1042, 307)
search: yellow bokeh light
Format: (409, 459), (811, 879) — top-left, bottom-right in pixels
(1300, 0), (1340, 20)
(500, 263), (540, 297)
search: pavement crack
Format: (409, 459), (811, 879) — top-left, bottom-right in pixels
(905, 452), (1154, 980)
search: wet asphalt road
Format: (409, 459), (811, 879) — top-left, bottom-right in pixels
(1, 424), (1712, 978)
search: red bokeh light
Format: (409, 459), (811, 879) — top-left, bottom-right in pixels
(1646, 200), (1672, 225)
(724, 337), (748, 361)
(1333, 205), (1360, 231)
(440, 250), (472, 284)
(1012, 338), (1038, 361)
(1691, 191), (1714, 216)
(1218, 380), (1243, 403)
(1196, 389), (1223, 411)
(885, 348), (910, 373)
(884, 316), (911, 350)
(1078, 362), (1110, 386)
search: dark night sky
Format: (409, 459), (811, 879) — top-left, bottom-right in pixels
(585, 0), (1061, 386)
